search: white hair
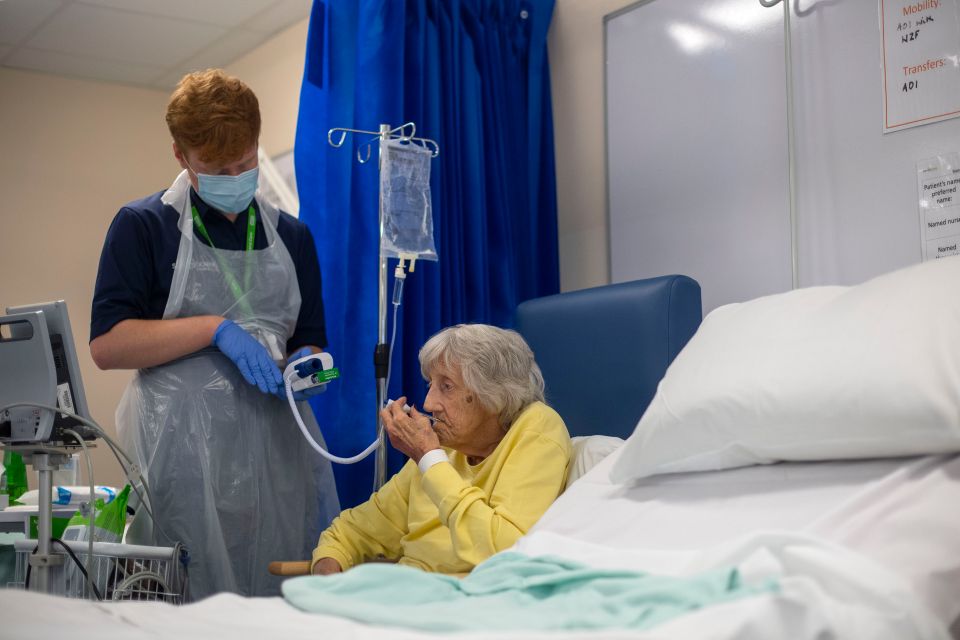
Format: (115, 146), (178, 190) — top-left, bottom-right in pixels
(419, 324), (545, 428)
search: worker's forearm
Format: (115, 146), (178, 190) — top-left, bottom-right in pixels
(90, 316), (224, 370)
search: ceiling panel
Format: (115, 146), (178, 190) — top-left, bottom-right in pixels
(240, 0), (313, 36)
(5, 47), (166, 87)
(0, 0), (64, 46)
(0, 0), (311, 89)
(81, 0), (279, 29)
(173, 28), (267, 79)
(25, 3), (226, 67)
(148, 68), (197, 91)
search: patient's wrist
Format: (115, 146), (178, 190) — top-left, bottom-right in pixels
(312, 557), (343, 575)
(418, 449), (449, 474)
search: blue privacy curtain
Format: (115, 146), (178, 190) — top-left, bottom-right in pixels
(295, 0), (559, 508)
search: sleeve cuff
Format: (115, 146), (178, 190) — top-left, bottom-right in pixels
(311, 546), (352, 573)
(420, 460), (470, 520)
(417, 449), (449, 474)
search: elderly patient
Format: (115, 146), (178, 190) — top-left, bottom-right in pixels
(311, 324), (572, 576)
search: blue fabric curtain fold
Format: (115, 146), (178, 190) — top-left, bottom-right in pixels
(295, 0), (559, 508)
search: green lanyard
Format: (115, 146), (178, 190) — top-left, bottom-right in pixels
(190, 205), (257, 314)
(191, 205), (257, 251)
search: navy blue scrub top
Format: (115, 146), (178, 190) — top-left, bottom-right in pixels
(91, 188), (327, 354)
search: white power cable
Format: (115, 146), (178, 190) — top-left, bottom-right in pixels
(284, 260), (408, 466)
(0, 403), (172, 544)
(112, 570), (170, 601)
(60, 428), (97, 600)
(284, 372), (380, 464)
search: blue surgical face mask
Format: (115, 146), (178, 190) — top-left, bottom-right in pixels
(190, 165), (260, 214)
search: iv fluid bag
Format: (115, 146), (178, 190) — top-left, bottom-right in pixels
(380, 140), (438, 261)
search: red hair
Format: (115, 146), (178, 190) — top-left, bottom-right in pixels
(166, 69), (260, 164)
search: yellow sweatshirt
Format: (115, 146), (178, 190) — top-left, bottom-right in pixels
(312, 401), (572, 575)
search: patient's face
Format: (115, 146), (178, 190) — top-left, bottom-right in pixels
(423, 360), (502, 460)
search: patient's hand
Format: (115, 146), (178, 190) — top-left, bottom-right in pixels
(381, 395), (440, 462)
(312, 557), (343, 575)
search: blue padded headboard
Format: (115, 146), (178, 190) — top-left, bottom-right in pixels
(514, 275), (702, 439)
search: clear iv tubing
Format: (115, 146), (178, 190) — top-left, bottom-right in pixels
(285, 273), (404, 465)
(385, 274), (404, 399)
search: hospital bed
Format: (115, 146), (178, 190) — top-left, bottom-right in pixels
(4, 263), (960, 639)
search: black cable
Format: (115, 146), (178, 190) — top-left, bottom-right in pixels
(51, 538), (104, 601)
(177, 543), (190, 602)
(23, 539), (104, 600)
(24, 543), (37, 590)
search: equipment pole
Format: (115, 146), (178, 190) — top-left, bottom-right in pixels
(373, 123), (391, 489)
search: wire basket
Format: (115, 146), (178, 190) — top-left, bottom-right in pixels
(10, 539), (188, 603)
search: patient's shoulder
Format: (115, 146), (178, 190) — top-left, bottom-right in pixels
(511, 402), (572, 454)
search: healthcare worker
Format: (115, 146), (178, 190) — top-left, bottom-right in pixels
(89, 69), (339, 600)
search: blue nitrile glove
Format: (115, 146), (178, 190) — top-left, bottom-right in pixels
(277, 347), (327, 402)
(212, 319), (283, 395)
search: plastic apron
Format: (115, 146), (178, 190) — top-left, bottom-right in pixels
(117, 171), (339, 600)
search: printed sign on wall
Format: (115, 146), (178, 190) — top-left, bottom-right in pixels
(917, 153), (960, 260)
(880, 0), (960, 133)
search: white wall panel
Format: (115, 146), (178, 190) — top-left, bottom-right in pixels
(607, 0), (960, 312)
(791, 0), (960, 287)
(606, 0), (793, 313)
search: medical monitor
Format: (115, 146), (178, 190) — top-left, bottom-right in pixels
(0, 300), (94, 443)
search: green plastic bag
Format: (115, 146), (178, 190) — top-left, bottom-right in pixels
(2, 451), (28, 505)
(28, 516), (71, 540)
(62, 484), (130, 544)
(61, 485), (131, 597)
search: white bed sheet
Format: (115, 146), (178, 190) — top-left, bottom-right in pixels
(530, 448), (960, 630)
(3, 450), (959, 639)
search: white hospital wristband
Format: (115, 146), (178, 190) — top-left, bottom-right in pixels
(418, 449), (449, 474)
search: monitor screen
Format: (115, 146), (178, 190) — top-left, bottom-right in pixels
(1, 300), (93, 442)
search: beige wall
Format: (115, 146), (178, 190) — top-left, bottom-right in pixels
(549, 0), (637, 292)
(0, 20), (310, 489)
(0, 68), (175, 488)
(227, 19), (309, 156)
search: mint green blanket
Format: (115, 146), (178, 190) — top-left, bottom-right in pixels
(282, 552), (776, 632)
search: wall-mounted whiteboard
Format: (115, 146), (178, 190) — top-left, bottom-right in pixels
(790, 0), (960, 286)
(606, 0), (960, 314)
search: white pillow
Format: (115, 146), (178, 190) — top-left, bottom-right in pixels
(566, 435), (624, 489)
(610, 256), (960, 483)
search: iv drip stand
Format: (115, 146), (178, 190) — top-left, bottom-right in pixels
(373, 124), (391, 489)
(328, 122), (439, 489)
